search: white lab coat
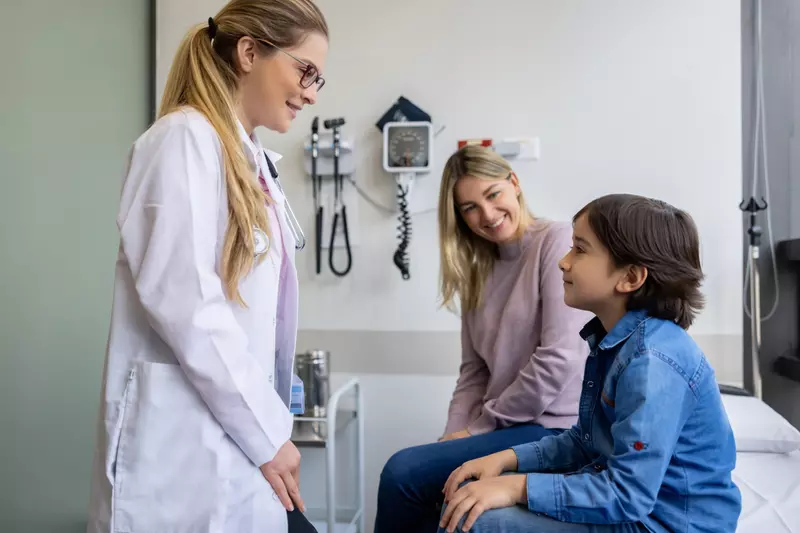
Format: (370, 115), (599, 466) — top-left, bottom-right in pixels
(86, 108), (299, 533)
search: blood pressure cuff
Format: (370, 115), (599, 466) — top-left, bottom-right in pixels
(375, 96), (432, 131)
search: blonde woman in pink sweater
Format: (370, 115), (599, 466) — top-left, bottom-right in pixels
(374, 145), (592, 533)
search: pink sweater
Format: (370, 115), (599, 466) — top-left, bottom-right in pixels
(445, 219), (593, 436)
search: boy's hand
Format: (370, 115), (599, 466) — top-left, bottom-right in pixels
(439, 475), (527, 533)
(443, 449), (518, 502)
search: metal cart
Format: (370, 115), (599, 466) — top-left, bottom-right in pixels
(291, 377), (365, 533)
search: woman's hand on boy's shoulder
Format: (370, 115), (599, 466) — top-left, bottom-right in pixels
(439, 474), (527, 533)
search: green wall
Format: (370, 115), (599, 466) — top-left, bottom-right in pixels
(0, 1), (151, 531)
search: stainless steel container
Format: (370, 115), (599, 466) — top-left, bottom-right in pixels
(295, 350), (330, 418)
(294, 350), (330, 440)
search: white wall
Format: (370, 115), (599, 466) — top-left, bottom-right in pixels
(157, 0), (743, 338)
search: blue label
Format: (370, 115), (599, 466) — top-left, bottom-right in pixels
(290, 376), (305, 415)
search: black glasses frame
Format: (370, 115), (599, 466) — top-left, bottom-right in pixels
(257, 38), (325, 91)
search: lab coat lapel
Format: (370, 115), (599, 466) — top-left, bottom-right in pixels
(239, 126), (299, 407)
(234, 121), (296, 265)
(256, 149), (297, 266)
(255, 149), (299, 407)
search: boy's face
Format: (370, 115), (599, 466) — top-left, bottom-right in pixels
(559, 213), (630, 316)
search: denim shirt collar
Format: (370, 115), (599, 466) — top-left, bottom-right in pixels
(580, 308), (650, 353)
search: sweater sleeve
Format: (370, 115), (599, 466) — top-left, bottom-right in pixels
(467, 223), (590, 435)
(444, 314), (490, 435)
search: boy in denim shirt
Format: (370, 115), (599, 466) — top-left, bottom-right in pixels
(439, 194), (741, 533)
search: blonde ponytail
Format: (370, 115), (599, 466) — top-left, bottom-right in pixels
(158, 0), (328, 305)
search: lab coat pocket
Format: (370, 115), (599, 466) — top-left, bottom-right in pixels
(112, 362), (229, 533)
(106, 370), (135, 489)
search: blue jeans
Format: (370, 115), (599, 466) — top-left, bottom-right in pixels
(437, 503), (646, 533)
(374, 424), (563, 533)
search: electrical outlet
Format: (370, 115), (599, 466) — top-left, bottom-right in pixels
(503, 137), (540, 161)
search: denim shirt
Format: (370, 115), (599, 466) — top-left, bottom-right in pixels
(512, 310), (741, 532)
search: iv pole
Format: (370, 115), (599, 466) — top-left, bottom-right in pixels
(740, 196), (767, 400)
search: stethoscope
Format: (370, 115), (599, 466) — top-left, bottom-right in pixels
(323, 118), (352, 276)
(263, 151), (305, 251)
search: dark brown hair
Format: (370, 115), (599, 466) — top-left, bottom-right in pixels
(575, 194), (705, 329)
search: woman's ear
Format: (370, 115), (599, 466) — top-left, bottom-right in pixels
(509, 172), (521, 196)
(235, 36), (258, 74)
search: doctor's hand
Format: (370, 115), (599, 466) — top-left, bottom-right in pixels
(260, 440), (305, 513)
(443, 449), (518, 503)
(439, 429), (471, 442)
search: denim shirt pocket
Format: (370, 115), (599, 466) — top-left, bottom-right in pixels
(599, 383), (617, 424)
(599, 358), (621, 423)
(600, 388), (617, 424)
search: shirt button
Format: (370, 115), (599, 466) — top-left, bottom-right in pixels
(584, 433), (590, 441)
(587, 381), (594, 388)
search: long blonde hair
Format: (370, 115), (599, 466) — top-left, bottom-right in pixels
(159, 0), (328, 305)
(438, 145), (533, 313)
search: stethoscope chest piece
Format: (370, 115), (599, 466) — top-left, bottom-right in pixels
(253, 226), (270, 256)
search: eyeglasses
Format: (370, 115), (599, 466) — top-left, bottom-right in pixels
(257, 38), (325, 91)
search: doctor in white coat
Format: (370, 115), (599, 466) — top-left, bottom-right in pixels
(86, 1), (329, 532)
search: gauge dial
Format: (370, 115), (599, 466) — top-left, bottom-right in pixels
(387, 125), (430, 168)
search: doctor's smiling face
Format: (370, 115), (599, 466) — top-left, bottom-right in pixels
(235, 31), (328, 134)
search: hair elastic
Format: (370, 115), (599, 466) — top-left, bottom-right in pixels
(207, 17), (218, 39)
